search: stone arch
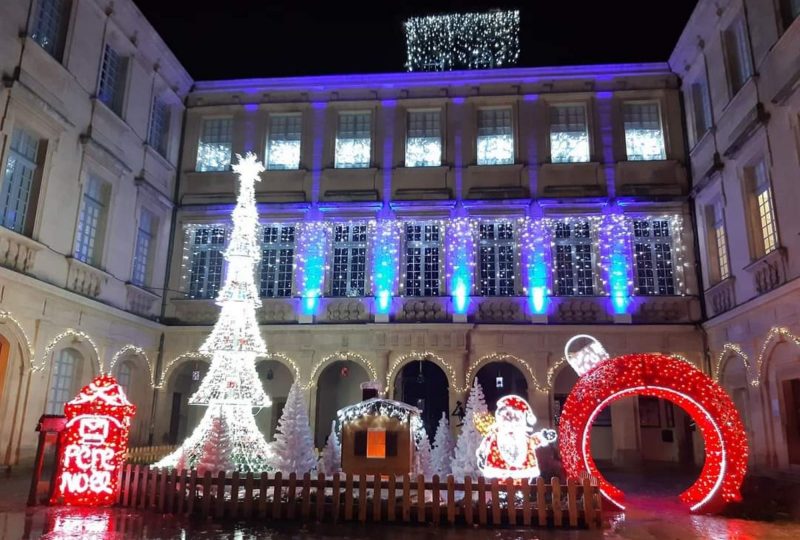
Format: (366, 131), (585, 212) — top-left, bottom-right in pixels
(757, 327), (800, 386)
(713, 343), (753, 386)
(305, 351), (377, 390)
(385, 351), (457, 392)
(466, 353), (545, 394)
(156, 352), (211, 389)
(0, 311), (33, 370)
(37, 329), (102, 374)
(109, 345), (155, 387)
(257, 352), (301, 385)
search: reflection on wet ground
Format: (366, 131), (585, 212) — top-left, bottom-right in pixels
(2, 469), (800, 539)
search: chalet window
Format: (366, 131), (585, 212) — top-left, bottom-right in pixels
(354, 430), (367, 456)
(366, 429), (386, 459)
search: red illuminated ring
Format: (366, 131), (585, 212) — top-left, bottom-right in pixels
(557, 353), (748, 513)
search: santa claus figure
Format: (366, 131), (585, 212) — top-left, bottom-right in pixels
(476, 395), (557, 480)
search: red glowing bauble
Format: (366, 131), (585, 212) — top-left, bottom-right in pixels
(557, 353), (748, 514)
(50, 375), (136, 507)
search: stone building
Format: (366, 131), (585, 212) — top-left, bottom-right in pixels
(670, 0), (800, 473)
(5, 0), (796, 479)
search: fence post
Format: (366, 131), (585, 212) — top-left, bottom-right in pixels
(446, 476), (455, 525)
(230, 471), (240, 520)
(137, 465), (148, 509)
(148, 468), (158, 510)
(243, 472), (254, 519)
(582, 477), (595, 529)
(201, 471), (213, 518)
(272, 472), (283, 520)
(387, 475), (396, 522)
(521, 479), (531, 526)
(567, 478), (578, 528)
(464, 476), (473, 526)
(551, 477), (562, 527)
(287, 472), (297, 520)
(416, 475), (425, 524)
(431, 475), (440, 524)
(402, 474), (410, 522)
(186, 469), (198, 516)
(505, 478), (516, 526)
(358, 475), (368, 523)
(214, 471), (226, 519)
(301, 472), (311, 520)
(317, 473), (326, 522)
(372, 474), (381, 522)
(332, 473), (341, 523)
(537, 477), (547, 526)
(344, 473), (354, 521)
(477, 477), (487, 526)
(490, 479), (501, 525)
(122, 464), (132, 507)
(258, 473), (268, 519)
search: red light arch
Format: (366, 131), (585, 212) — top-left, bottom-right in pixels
(557, 353), (748, 513)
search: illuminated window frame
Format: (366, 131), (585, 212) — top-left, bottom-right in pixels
(266, 113), (302, 170)
(552, 220), (596, 296)
(623, 101), (666, 161)
(477, 107), (514, 165)
(186, 226), (227, 299)
(330, 223), (368, 297)
(46, 348), (80, 415)
(148, 97), (171, 158)
(74, 175), (110, 266)
(402, 222), (442, 297)
(366, 429), (386, 459)
(632, 219), (676, 296)
(706, 201), (730, 284)
(335, 112), (371, 169)
(549, 104), (590, 163)
(723, 15), (754, 96)
(131, 208), (157, 287)
(746, 160), (778, 258)
(0, 127), (41, 235)
(260, 224), (295, 298)
(478, 222), (516, 296)
(97, 43), (128, 117)
(405, 110), (442, 167)
(196, 118), (233, 172)
(29, 0), (71, 61)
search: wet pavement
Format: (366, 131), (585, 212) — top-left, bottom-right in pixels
(2, 468), (800, 539)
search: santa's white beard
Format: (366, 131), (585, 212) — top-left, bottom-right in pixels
(498, 431), (528, 467)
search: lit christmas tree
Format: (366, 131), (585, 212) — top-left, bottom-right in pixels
(318, 421), (341, 476)
(451, 379), (487, 479)
(414, 432), (434, 478)
(431, 412), (454, 477)
(271, 382), (317, 476)
(155, 153), (272, 473)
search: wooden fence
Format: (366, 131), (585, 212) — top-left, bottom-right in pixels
(126, 445), (177, 465)
(116, 465), (602, 529)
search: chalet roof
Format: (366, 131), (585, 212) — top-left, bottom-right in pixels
(336, 397), (422, 420)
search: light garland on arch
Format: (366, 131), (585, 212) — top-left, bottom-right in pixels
(36, 329), (102, 374)
(258, 351), (302, 385)
(108, 345), (155, 387)
(384, 351), (458, 392)
(303, 351), (378, 390)
(0, 310), (35, 364)
(754, 326), (800, 386)
(156, 351), (211, 389)
(464, 352), (547, 393)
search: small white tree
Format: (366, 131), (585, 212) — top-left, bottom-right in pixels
(270, 383), (317, 476)
(196, 413), (232, 477)
(318, 421), (341, 475)
(431, 412), (454, 477)
(451, 379), (488, 479)
(414, 432), (434, 478)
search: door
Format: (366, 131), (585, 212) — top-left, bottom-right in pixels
(168, 392), (182, 444)
(782, 378), (800, 465)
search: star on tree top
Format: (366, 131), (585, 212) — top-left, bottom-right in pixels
(232, 152), (265, 183)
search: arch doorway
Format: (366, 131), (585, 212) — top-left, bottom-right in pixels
(114, 357), (151, 445)
(558, 353), (748, 513)
(315, 360), (369, 447)
(475, 362), (528, 411)
(394, 360), (448, 439)
(256, 360), (294, 441)
(166, 360), (209, 445)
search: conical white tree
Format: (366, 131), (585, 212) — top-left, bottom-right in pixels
(431, 412), (454, 478)
(271, 382), (317, 476)
(155, 153), (272, 473)
(414, 432), (434, 478)
(451, 379), (488, 479)
(318, 421), (341, 476)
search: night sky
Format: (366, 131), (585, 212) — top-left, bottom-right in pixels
(133, 0), (699, 81)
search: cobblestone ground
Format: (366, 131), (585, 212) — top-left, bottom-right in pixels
(2, 468), (800, 539)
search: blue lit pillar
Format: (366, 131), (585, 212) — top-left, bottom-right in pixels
(297, 221), (327, 322)
(602, 206), (632, 321)
(447, 215), (474, 322)
(522, 206), (550, 322)
(372, 219), (399, 321)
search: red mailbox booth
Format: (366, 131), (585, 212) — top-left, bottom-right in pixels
(49, 374), (136, 506)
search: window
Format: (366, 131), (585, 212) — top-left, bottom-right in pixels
(46, 348), (79, 414)
(260, 225), (295, 297)
(187, 226), (226, 299)
(479, 222), (515, 296)
(746, 160), (778, 257)
(633, 219), (676, 295)
(148, 98), (170, 157)
(335, 112), (371, 168)
(477, 108), (514, 165)
(366, 429), (386, 459)
(406, 110), (441, 167)
(553, 221), (596, 296)
(550, 105), (590, 163)
(266, 114), (302, 170)
(331, 224), (367, 297)
(403, 223), (441, 296)
(707, 201), (730, 283)
(196, 118), (233, 172)
(117, 362), (132, 396)
(97, 44), (127, 116)
(723, 16), (754, 96)
(131, 209), (157, 287)
(29, 0), (71, 61)
(690, 79), (713, 142)
(74, 175), (110, 266)
(1, 127), (42, 234)
(623, 102), (666, 161)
